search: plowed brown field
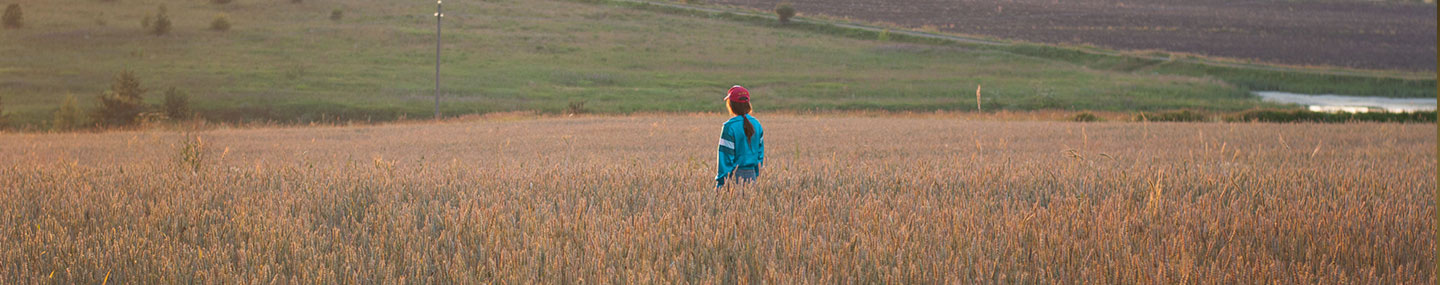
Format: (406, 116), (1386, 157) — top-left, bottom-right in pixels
(707, 0), (1438, 71)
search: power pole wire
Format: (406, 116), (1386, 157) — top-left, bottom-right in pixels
(435, 0), (443, 120)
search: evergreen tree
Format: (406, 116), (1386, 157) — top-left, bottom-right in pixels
(91, 71), (148, 127)
(2, 4), (22, 29)
(151, 6), (171, 36)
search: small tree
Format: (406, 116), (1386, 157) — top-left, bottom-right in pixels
(775, 2), (796, 24)
(3, 4), (22, 29)
(151, 5), (171, 36)
(92, 71), (148, 127)
(54, 94), (84, 131)
(162, 87), (191, 120)
(210, 14), (230, 31)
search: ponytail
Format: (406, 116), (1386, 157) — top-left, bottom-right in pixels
(728, 100), (755, 139)
(742, 114), (755, 139)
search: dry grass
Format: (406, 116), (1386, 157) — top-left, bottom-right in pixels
(0, 115), (1433, 283)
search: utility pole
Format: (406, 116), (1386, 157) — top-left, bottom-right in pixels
(434, 0), (443, 120)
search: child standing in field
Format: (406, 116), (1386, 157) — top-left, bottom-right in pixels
(715, 85), (765, 188)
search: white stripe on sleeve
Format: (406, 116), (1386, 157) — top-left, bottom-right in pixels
(719, 138), (735, 149)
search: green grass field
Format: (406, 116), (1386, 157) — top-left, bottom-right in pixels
(0, 0), (1430, 127)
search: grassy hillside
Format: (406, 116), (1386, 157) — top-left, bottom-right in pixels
(0, 0), (1406, 127)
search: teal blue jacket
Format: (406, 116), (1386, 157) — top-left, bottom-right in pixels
(716, 115), (765, 183)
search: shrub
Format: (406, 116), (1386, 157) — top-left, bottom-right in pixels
(775, 2), (796, 24)
(330, 9), (343, 21)
(1227, 109), (1313, 123)
(1069, 112), (1100, 122)
(878, 29), (890, 42)
(162, 87), (191, 120)
(1135, 110), (1208, 122)
(53, 94), (85, 131)
(151, 6), (171, 36)
(142, 15), (152, 29)
(566, 100), (588, 116)
(210, 14), (231, 31)
(3, 4), (21, 29)
(211, 0), (234, 4)
(91, 71), (148, 127)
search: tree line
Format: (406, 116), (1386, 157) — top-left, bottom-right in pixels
(2, 71), (193, 131)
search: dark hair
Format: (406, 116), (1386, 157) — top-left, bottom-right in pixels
(728, 101), (755, 139)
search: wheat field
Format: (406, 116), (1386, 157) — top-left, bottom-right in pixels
(0, 114), (1433, 283)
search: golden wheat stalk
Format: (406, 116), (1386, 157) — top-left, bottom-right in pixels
(975, 84), (983, 111)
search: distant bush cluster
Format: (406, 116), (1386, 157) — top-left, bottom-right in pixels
(137, 5), (238, 35)
(43, 71), (195, 131)
(1129, 109), (1434, 124)
(1069, 112), (1100, 122)
(1226, 109), (1436, 123)
(1134, 110), (1208, 122)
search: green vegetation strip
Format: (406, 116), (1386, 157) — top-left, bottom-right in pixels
(0, 0), (1429, 130)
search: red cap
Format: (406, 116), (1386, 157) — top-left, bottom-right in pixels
(725, 85), (750, 103)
